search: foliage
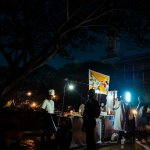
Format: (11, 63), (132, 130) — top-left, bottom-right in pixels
(0, 0), (150, 106)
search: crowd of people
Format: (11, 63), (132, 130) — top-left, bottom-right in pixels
(113, 94), (149, 144)
(40, 88), (150, 149)
(2, 87), (149, 150)
(81, 90), (149, 150)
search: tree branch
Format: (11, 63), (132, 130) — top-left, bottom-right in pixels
(1, 49), (13, 65)
(58, 0), (99, 34)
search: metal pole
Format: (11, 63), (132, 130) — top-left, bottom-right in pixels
(61, 78), (68, 116)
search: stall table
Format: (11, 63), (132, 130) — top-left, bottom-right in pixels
(68, 112), (114, 148)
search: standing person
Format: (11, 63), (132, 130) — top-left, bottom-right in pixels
(126, 109), (136, 143)
(82, 89), (100, 150)
(124, 100), (135, 143)
(113, 96), (126, 144)
(41, 89), (57, 142)
(41, 89), (55, 114)
(136, 96), (148, 142)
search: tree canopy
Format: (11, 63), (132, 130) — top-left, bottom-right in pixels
(0, 0), (150, 106)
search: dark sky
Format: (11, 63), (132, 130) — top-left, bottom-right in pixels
(48, 48), (105, 68)
(47, 42), (150, 69)
(0, 46), (149, 69)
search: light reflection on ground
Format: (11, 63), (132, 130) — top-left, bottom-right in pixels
(20, 139), (36, 150)
(6, 137), (41, 150)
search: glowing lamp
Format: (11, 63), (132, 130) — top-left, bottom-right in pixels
(27, 92), (32, 96)
(68, 84), (74, 90)
(31, 102), (36, 108)
(125, 92), (131, 103)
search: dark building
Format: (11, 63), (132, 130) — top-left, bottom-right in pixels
(102, 35), (150, 104)
(102, 53), (150, 104)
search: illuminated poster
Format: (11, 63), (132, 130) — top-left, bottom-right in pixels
(89, 69), (110, 95)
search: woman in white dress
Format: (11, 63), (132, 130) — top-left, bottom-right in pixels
(113, 97), (126, 143)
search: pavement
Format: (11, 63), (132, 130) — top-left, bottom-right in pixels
(97, 143), (149, 150)
(3, 135), (150, 150)
(70, 140), (150, 150)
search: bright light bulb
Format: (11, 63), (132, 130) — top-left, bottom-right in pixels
(27, 92), (32, 96)
(31, 102), (36, 108)
(125, 92), (131, 102)
(68, 84), (74, 90)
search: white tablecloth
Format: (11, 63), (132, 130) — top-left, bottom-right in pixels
(70, 116), (102, 148)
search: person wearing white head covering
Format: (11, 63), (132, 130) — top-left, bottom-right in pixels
(41, 89), (55, 114)
(113, 97), (126, 143)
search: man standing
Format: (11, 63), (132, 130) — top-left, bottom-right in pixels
(82, 89), (100, 150)
(136, 96), (148, 142)
(41, 89), (56, 142)
(42, 89), (55, 114)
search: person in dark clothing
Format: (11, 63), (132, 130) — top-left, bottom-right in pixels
(121, 96), (136, 143)
(82, 89), (100, 150)
(127, 115), (136, 143)
(136, 96), (148, 142)
(125, 106), (136, 143)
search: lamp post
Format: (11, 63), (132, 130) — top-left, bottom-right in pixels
(61, 78), (75, 116)
(61, 78), (68, 116)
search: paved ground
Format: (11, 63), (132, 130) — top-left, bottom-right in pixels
(2, 134), (150, 150)
(3, 137), (150, 150)
(70, 141), (150, 150)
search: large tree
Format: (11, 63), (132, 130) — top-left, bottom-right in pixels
(0, 0), (150, 106)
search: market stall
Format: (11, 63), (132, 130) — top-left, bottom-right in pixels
(67, 113), (103, 148)
(64, 109), (115, 148)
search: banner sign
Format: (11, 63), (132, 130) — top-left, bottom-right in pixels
(89, 69), (110, 95)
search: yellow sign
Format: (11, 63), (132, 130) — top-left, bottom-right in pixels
(89, 69), (110, 95)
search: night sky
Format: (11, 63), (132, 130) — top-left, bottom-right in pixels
(47, 45), (150, 69)
(0, 46), (150, 68)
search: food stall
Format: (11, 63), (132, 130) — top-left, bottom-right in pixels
(101, 91), (117, 140)
(66, 90), (117, 148)
(63, 112), (103, 148)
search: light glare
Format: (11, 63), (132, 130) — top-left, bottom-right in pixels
(125, 92), (131, 102)
(132, 109), (137, 115)
(68, 84), (74, 90)
(31, 102), (36, 108)
(27, 92), (32, 96)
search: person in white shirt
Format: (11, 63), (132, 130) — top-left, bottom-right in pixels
(113, 97), (126, 144)
(41, 89), (55, 114)
(41, 89), (57, 142)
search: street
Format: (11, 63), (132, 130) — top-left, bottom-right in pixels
(4, 136), (150, 150)
(97, 142), (149, 150)
(70, 141), (150, 150)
